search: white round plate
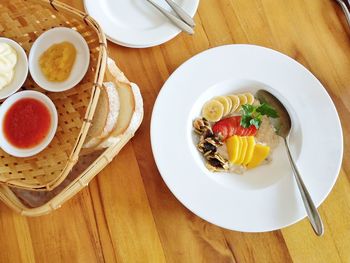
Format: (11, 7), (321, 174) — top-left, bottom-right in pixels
(151, 44), (343, 232)
(28, 27), (90, 92)
(0, 38), (28, 99)
(0, 90), (58, 157)
(84, 0), (199, 48)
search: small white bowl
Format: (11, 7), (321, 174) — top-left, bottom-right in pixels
(0, 90), (58, 157)
(29, 27), (90, 92)
(0, 38), (28, 100)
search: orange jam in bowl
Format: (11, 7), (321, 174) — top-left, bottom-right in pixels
(39, 41), (77, 82)
(3, 98), (51, 149)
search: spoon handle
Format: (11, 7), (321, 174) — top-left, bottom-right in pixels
(146, 0), (194, 35)
(335, 0), (350, 28)
(164, 0), (196, 27)
(284, 138), (324, 236)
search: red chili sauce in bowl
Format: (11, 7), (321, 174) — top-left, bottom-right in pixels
(3, 98), (51, 149)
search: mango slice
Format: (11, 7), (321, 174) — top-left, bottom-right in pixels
(237, 137), (248, 165)
(243, 136), (256, 165)
(227, 135), (269, 168)
(226, 135), (240, 163)
(235, 136), (243, 165)
(247, 144), (270, 169)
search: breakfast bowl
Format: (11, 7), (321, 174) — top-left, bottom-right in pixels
(0, 90), (58, 157)
(151, 44), (343, 232)
(28, 27), (90, 92)
(0, 37), (28, 99)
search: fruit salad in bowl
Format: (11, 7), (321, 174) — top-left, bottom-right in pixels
(193, 92), (280, 174)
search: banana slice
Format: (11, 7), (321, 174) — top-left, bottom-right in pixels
(237, 94), (247, 105)
(202, 99), (224, 122)
(236, 94), (247, 112)
(214, 96), (231, 116)
(227, 95), (240, 113)
(245, 92), (255, 105)
(225, 96), (232, 114)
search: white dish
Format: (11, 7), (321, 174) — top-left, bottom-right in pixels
(151, 44), (343, 232)
(0, 91), (58, 157)
(28, 27), (90, 92)
(0, 38), (28, 99)
(84, 0), (199, 48)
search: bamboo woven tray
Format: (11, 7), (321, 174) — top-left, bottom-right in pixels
(0, 0), (144, 214)
(0, 78), (143, 216)
(0, 0), (107, 190)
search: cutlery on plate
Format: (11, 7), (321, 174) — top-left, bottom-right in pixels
(146, 0), (194, 35)
(335, 0), (350, 28)
(256, 90), (324, 236)
(164, 0), (195, 27)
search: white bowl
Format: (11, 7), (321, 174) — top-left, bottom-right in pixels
(151, 45), (343, 232)
(0, 38), (28, 99)
(28, 27), (90, 92)
(0, 90), (58, 157)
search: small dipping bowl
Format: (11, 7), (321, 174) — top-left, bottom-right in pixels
(28, 27), (90, 92)
(0, 37), (29, 99)
(0, 90), (58, 157)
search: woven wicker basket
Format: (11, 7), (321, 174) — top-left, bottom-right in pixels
(0, 1), (144, 215)
(0, 0), (107, 190)
(0, 90), (143, 216)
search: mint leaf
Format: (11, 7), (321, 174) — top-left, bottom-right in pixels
(256, 103), (279, 118)
(241, 104), (255, 116)
(239, 101), (278, 129)
(240, 114), (252, 128)
(249, 118), (261, 129)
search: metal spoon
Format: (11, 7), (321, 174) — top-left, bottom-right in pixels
(334, 0), (350, 28)
(256, 90), (324, 236)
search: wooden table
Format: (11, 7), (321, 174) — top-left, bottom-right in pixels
(1, 0), (349, 262)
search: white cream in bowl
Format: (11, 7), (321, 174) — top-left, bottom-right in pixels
(0, 38), (28, 99)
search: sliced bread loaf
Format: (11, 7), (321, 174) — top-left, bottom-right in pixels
(95, 58), (136, 148)
(83, 81), (120, 148)
(96, 82), (143, 149)
(83, 87), (109, 148)
(84, 57), (143, 150)
(106, 58), (135, 135)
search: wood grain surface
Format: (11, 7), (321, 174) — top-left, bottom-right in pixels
(1, 0), (349, 262)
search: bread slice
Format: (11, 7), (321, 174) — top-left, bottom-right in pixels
(96, 82), (143, 149)
(94, 58), (136, 148)
(83, 81), (120, 148)
(101, 82), (120, 137)
(106, 58), (135, 134)
(83, 87), (109, 148)
(84, 57), (143, 150)
(96, 58), (144, 149)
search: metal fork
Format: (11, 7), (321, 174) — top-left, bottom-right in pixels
(335, 0), (350, 27)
